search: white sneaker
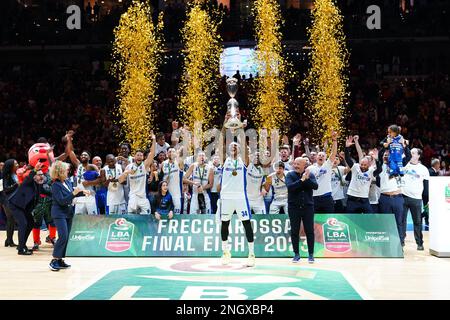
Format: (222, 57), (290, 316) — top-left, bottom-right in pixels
(246, 254), (256, 267)
(221, 251), (231, 265)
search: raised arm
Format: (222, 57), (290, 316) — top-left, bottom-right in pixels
(353, 135), (364, 162)
(372, 149), (382, 177)
(144, 133), (157, 171)
(304, 138), (311, 158)
(65, 131), (81, 167)
(292, 134), (302, 159)
(344, 136), (355, 168)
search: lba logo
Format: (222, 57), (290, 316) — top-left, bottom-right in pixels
(106, 218), (135, 252)
(322, 217), (352, 253)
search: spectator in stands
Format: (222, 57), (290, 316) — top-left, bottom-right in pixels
(429, 158), (440, 176)
(439, 161), (449, 176)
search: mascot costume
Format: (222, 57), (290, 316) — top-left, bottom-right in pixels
(18, 143), (57, 250)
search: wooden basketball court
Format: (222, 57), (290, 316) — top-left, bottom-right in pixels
(1, 231), (449, 300)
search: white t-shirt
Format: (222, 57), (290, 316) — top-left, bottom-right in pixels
(331, 166), (346, 200)
(401, 162), (430, 199)
(347, 164), (375, 198)
(308, 159), (333, 197)
(246, 163), (265, 200)
(103, 164), (125, 206)
(379, 163), (401, 193)
(126, 162), (149, 198)
(221, 157), (246, 200)
(162, 159), (183, 197)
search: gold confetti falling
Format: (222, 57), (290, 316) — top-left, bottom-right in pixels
(252, 0), (289, 132)
(178, 0), (223, 146)
(111, 0), (164, 152)
(303, 0), (349, 143)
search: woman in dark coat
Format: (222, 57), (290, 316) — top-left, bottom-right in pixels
(48, 161), (86, 271)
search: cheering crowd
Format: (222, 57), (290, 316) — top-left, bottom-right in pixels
(0, 119), (438, 269)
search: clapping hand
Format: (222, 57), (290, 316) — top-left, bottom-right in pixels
(302, 168), (310, 180)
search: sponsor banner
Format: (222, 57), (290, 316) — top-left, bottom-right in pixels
(66, 214), (403, 258)
(429, 177), (450, 257)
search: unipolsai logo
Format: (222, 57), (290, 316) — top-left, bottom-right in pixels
(322, 217), (352, 253)
(70, 231), (95, 242)
(106, 218), (135, 252)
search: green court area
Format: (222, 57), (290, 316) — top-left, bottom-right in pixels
(73, 261), (365, 300)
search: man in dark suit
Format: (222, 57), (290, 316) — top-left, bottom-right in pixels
(7, 162), (43, 254)
(285, 157), (318, 264)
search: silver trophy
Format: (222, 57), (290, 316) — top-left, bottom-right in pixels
(224, 77), (244, 129)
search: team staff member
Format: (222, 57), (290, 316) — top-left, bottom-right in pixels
(286, 157), (318, 264)
(401, 148), (429, 251)
(5, 161), (44, 255)
(48, 161), (88, 271)
(308, 131), (338, 213)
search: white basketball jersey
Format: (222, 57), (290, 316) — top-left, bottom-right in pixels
(268, 172), (288, 202)
(103, 164), (125, 206)
(192, 163), (209, 194)
(162, 160), (183, 197)
(75, 164), (95, 203)
(126, 162), (148, 198)
(246, 163), (265, 200)
(221, 157), (246, 200)
(210, 164), (223, 193)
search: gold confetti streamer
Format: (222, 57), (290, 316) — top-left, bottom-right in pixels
(111, 0), (164, 152)
(252, 0), (289, 132)
(178, 0), (223, 146)
(303, 0), (349, 143)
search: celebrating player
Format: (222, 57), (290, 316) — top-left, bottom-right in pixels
(217, 142), (255, 267)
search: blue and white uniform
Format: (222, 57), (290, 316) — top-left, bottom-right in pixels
(161, 159), (183, 214)
(267, 172), (288, 214)
(74, 164), (98, 215)
(246, 163), (266, 214)
(219, 156), (250, 222)
(103, 164), (126, 214)
(189, 163), (211, 215)
(126, 162), (151, 214)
